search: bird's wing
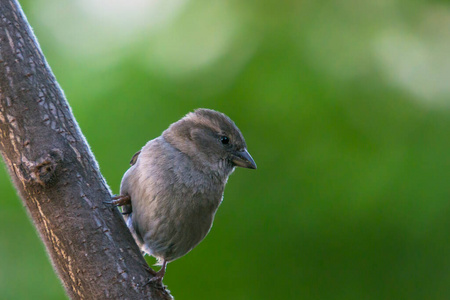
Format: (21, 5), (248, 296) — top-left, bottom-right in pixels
(130, 150), (141, 166)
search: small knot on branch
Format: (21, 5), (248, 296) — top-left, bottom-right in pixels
(31, 149), (63, 186)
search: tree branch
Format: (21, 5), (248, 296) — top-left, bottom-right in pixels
(0, 1), (172, 299)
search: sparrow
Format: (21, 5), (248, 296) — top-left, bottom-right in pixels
(111, 108), (256, 282)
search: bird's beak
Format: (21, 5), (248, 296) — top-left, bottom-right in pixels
(232, 149), (257, 169)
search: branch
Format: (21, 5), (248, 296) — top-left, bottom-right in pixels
(0, 1), (172, 299)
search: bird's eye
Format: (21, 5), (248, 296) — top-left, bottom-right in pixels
(220, 136), (230, 145)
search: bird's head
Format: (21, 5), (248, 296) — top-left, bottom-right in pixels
(163, 108), (256, 177)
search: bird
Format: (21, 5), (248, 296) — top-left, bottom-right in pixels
(111, 108), (256, 282)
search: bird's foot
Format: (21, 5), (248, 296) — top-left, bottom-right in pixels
(144, 272), (164, 287)
(143, 264), (157, 276)
(144, 260), (167, 286)
(146, 272), (164, 284)
(104, 194), (131, 207)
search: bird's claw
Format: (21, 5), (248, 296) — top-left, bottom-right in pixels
(143, 274), (164, 287)
(143, 264), (157, 276)
(108, 194), (131, 206)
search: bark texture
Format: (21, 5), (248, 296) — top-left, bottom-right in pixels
(0, 1), (172, 299)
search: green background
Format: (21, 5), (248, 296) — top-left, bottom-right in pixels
(1, 0), (450, 299)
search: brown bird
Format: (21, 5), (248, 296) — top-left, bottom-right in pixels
(112, 108), (256, 282)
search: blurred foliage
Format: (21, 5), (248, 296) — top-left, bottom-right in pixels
(1, 0), (450, 299)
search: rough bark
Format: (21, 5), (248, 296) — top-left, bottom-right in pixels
(0, 1), (172, 299)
